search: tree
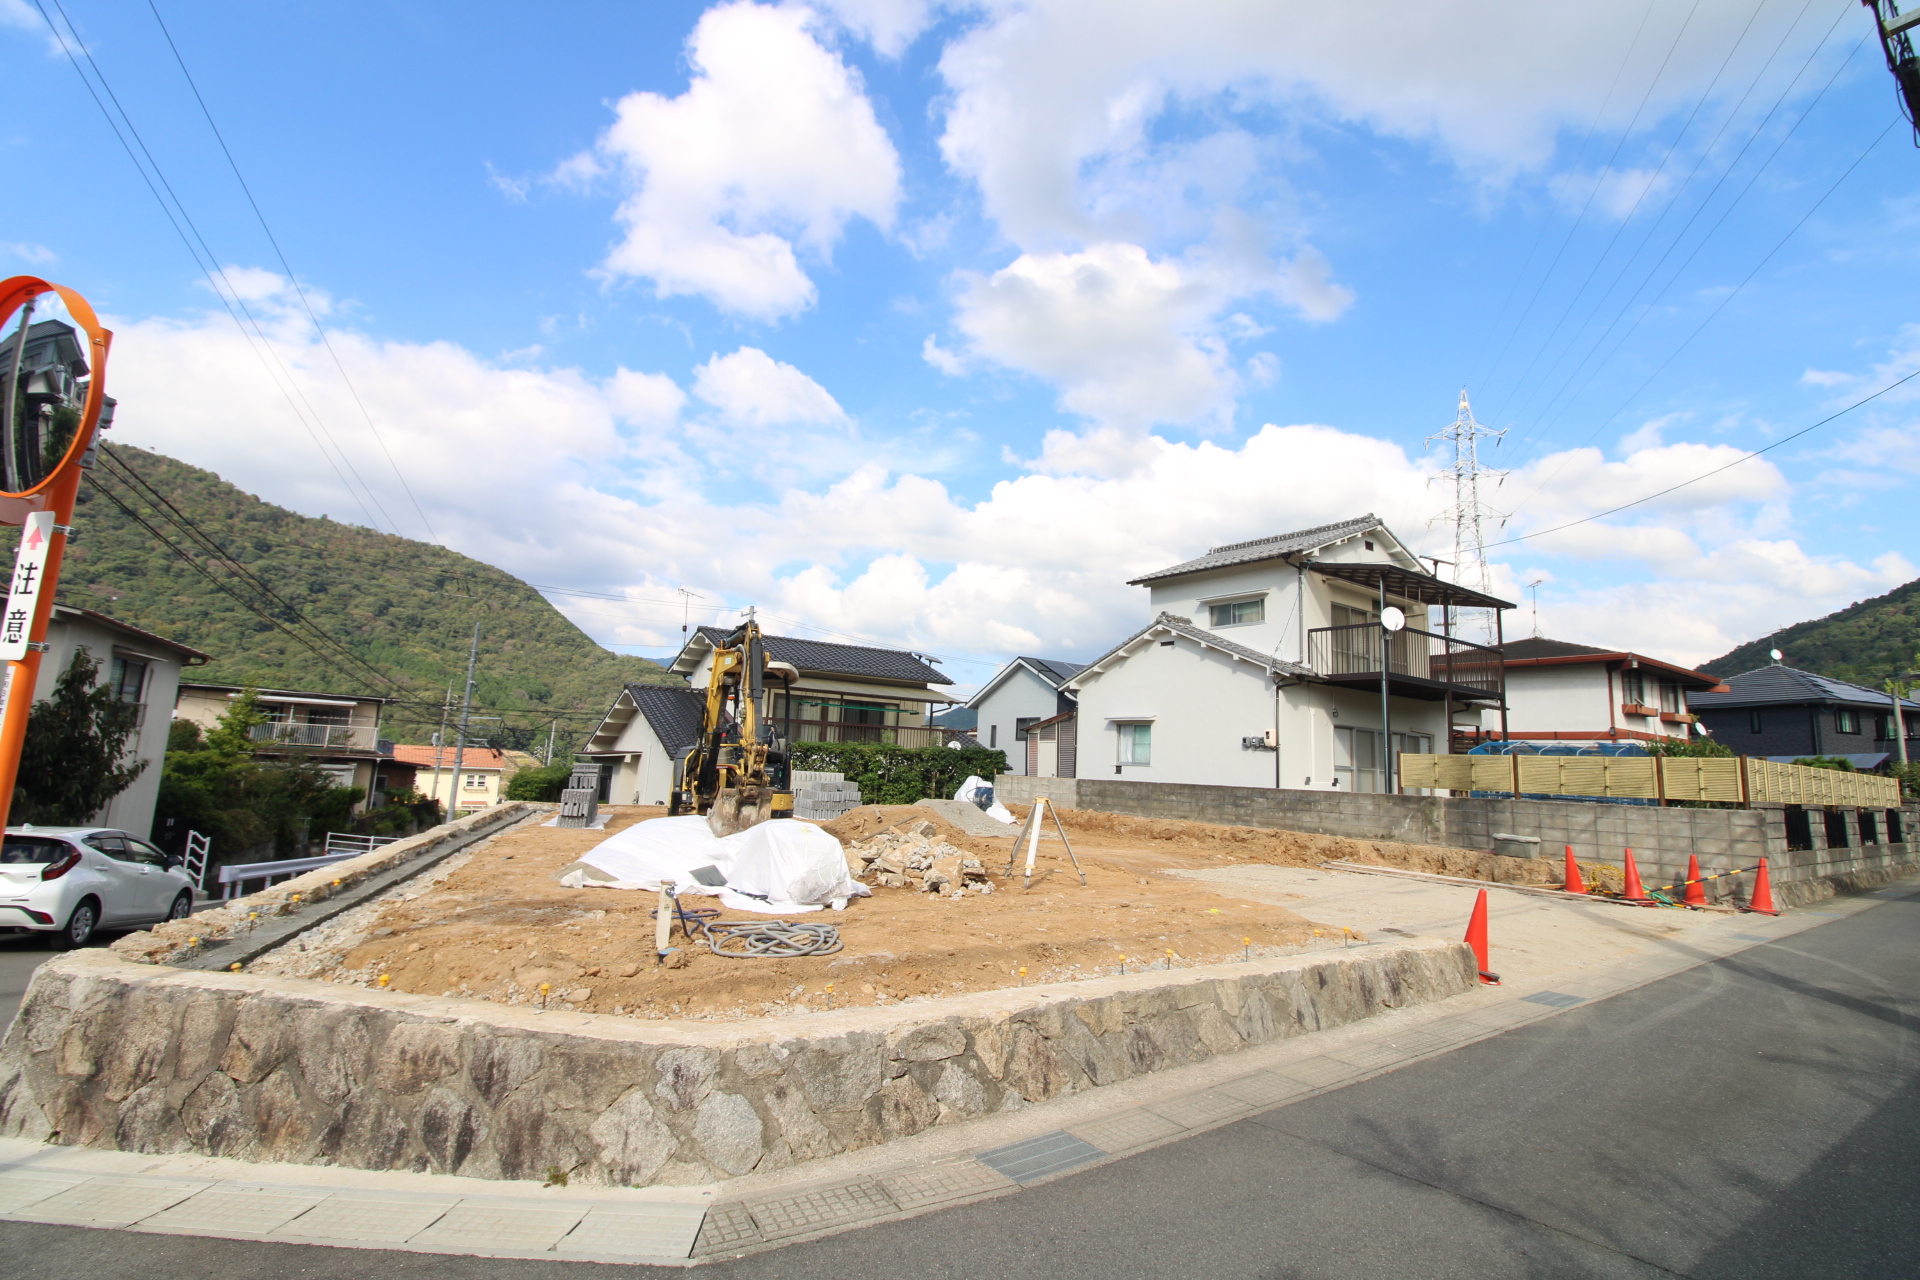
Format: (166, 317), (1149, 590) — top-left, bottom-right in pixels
(12, 647), (145, 824)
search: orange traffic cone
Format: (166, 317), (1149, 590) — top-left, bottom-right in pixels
(1464, 888), (1500, 984)
(1622, 848), (1649, 902)
(1683, 854), (1707, 907)
(1563, 845), (1586, 895)
(1746, 858), (1778, 916)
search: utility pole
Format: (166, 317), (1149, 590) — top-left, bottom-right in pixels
(546, 716), (558, 766)
(1428, 389), (1507, 643)
(429, 681), (452, 812)
(449, 619), (479, 819)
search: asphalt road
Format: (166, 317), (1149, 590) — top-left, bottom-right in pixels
(3, 888), (1916, 1278)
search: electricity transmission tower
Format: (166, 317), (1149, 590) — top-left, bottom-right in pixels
(1427, 390), (1507, 640)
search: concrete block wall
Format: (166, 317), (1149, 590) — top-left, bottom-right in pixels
(996, 774), (1920, 905)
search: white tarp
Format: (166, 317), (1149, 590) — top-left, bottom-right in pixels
(954, 774), (1016, 825)
(572, 815), (868, 914)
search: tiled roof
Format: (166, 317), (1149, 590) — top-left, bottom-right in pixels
(1068, 612), (1314, 687)
(1020, 656), (1087, 687)
(1127, 515), (1384, 585)
(388, 744), (506, 770)
(629, 684), (708, 759)
(1688, 664), (1920, 711)
(1501, 637), (1613, 661)
(682, 626), (952, 686)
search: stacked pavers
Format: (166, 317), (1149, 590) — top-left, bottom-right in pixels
(792, 770), (863, 821)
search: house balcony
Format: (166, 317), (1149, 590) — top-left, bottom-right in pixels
(1307, 624), (1504, 703)
(249, 721), (378, 751)
(784, 719), (948, 749)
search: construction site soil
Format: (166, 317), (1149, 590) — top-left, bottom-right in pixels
(255, 804), (1568, 1022)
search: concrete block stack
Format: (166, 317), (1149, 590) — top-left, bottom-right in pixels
(792, 770), (863, 821)
(558, 761), (603, 829)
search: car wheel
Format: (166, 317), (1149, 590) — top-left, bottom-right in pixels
(166, 891), (193, 922)
(50, 898), (99, 950)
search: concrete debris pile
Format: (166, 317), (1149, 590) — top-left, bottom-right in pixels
(792, 770), (863, 821)
(846, 820), (994, 895)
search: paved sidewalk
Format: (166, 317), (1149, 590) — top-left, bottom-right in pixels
(2, 878), (1905, 1266)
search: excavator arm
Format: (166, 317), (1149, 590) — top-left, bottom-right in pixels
(668, 617), (798, 835)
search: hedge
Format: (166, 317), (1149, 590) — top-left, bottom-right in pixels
(788, 741), (1009, 806)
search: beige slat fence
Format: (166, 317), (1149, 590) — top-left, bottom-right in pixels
(1397, 753), (1900, 807)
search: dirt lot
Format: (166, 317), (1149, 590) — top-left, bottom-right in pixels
(266, 804), (1547, 1022)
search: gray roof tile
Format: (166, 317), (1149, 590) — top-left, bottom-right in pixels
(627, 684), (708, 759)
(686, 626), (952, 686)
(1127, 515), (1383, 585)
(1688, 664), (1919, 712)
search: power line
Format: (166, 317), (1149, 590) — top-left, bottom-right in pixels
(1499, 0), (1859, 468)
(33, 0), (402, 536)
(144, 0), (443, 547)
(1486, 362), (1920, 550)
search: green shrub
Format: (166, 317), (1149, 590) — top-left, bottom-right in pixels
(1791, 755), (1856, 772)
(506, 761), (574, 801)
(788, 742), (1009, 806)
(1645, 736), (1733, 758)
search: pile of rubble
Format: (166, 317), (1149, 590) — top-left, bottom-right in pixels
(845, 819), (994, 895)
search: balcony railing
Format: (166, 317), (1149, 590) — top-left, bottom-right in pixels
(1307, 624), (1504, 700)
(786, 719), (948, 749)
(249, 721), (377, 750)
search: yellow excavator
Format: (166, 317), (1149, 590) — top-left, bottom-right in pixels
(669, 615), (801, 835)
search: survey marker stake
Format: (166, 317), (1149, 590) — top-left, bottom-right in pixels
(1464, 888), (1500, 985)
(1004, 796), (1088, 890)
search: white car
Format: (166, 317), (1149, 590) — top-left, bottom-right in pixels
(0, 827), (197, 949)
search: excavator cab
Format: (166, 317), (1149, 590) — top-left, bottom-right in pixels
(668, 617), (799, 836)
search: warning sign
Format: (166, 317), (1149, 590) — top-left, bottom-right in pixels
(0, 512), (54, 662)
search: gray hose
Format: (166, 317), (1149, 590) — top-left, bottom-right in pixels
(705, 920), (842, 958)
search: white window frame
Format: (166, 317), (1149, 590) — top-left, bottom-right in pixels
(1116, 721), (1152, 766)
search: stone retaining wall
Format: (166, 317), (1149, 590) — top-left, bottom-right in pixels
(997, 775), (1920, 907)
(0, 940), (1472, 1186)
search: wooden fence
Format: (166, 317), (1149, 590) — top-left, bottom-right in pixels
(1397, 753), (1901, 808)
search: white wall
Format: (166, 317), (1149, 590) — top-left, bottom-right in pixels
(973, 665), (1067, 774)
(1073, 636), (1283, 789)
(1497, 664), (1614, 736)
(1146, 560), (1432, 668)
(584, 707), (681, 806)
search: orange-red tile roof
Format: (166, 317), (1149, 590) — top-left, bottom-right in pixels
(387, 744), (506, 770)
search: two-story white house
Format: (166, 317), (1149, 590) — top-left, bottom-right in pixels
(967, 656), (1084, 772)
(1065, 515), (1512, 792)
(1482, 637), (1726, 746)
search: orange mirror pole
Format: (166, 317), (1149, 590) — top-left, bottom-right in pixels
(0, 277), (113, 834)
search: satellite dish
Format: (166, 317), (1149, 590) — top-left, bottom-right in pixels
(1380, 606), (1406, 633)
(1770, 649), (1783, 663)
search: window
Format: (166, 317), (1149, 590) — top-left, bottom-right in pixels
(1621, 671), (1648, 707)
(120, 837), (168, 867)
(1835, 708), (1860, 735)
(0, 835), (68, 864)
(1117, 722), (1151, 765)
(463, 773), (488, 789)
(1878, 714), (1895, 741)
(108, 656), (147, 703)
(989, 724), (998, 749)
(1659, 682), (1681, 714)
(1207, 598), (1264, 627)
(1014, 716), (1039, 741)
(1749, 709), (1763, 734)
(1334, 727), (1379, 793)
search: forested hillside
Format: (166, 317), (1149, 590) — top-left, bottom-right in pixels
(16, 445), (679, 748)
(1704, 578), (1920, 684)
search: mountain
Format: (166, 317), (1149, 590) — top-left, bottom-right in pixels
(17, 445), (680, 748)
(1702, 578), (1920, 684)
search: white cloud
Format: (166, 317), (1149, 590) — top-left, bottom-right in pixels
(921, 333), (965, 376)
(936, 0), (1820, 249)
(949, 243), (1236, 439)
(99, 278), (1898, 675)
(588, 1), (901, 320)
(3, 242), (56, 266)
(812, 0), (936, 57)
(692, 347), (846, 426)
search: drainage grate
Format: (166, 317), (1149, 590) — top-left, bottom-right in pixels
(1520, 991), (1585, 1008)
(977, 1131), (1106, 1184)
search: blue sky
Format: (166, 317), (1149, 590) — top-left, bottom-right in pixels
(5, 0), (1919, 686)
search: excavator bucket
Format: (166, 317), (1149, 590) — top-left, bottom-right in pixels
(708, 786), (774, 837)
